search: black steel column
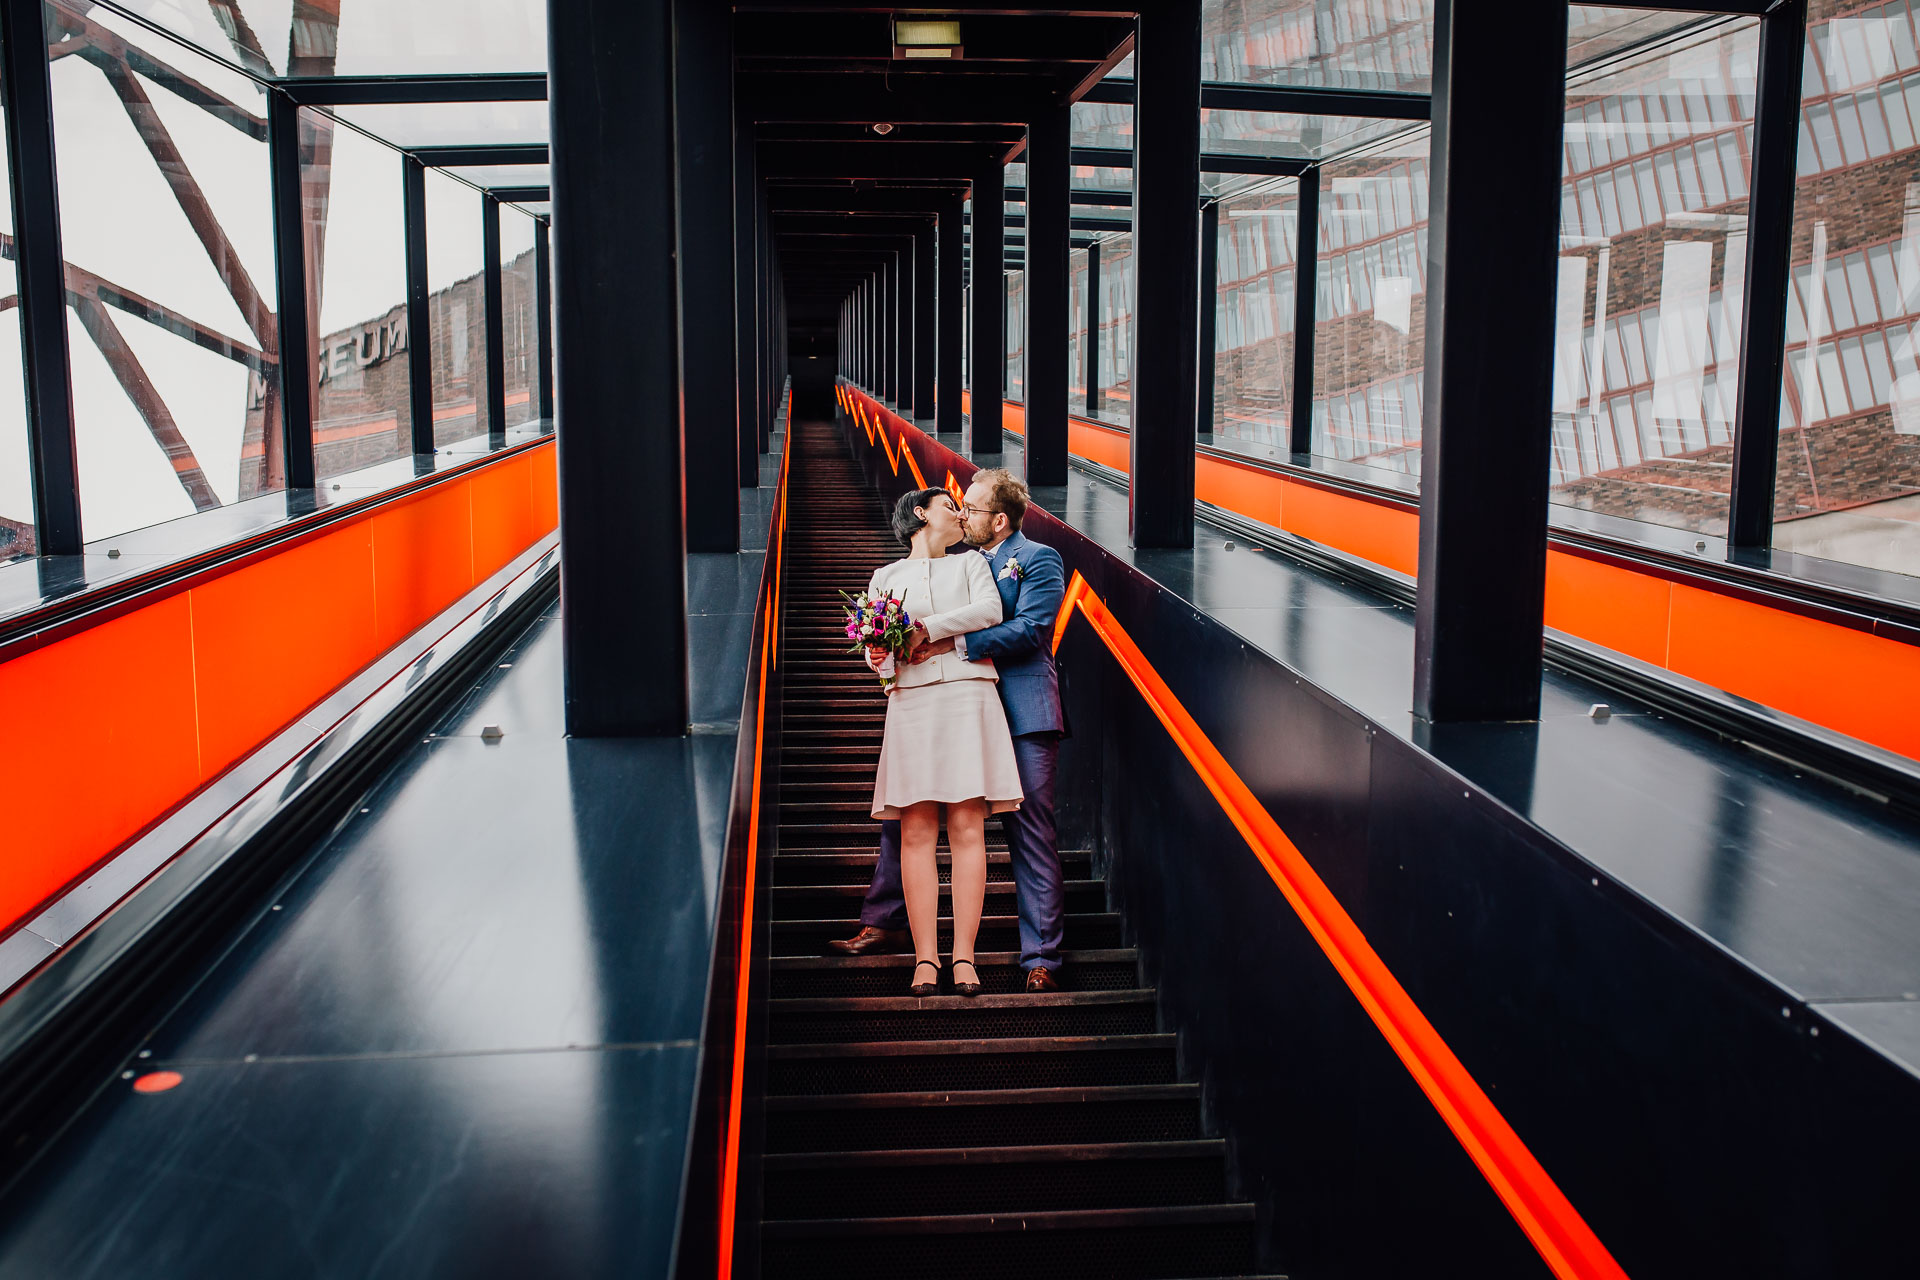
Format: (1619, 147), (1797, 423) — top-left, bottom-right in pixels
(1085, 241), (1102, 418)
(1026, 103), (1071, 485)
(402, 155), (433, 454)
(970, 162), (1005, 453)
(267, 91), (316, 491)
(881, 252), (895, 406)
(938, 195), (965, 435)
(897, 244), (915, 413)
(675, 0), (739, 549)
(1196, 197), (1220, 438)
(734, 115), (759, 478)
(2, 0), (80, 553)
(1290, 167), (1320, 456)
(757, 178), (771, 450)
(534, 218), (554, 426)
(1128, 0), (1201, 547)
(1412, 0), (1569, 724)
(913, 223), (936, 424)
(1728, 0), (1807, 549)
(481, 194), (507, 445)
(551, 0), (687, 736)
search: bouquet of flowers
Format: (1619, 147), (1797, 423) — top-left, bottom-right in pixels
(841, 589), (915, 687)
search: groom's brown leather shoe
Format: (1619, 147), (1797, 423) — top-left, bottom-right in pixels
(1024, 967), (1061, 993)
(825, 927), (910, 956)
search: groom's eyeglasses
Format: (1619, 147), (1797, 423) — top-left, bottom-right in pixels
(961, 504), (996, 519)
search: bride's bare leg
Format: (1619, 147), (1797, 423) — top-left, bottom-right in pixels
(899, 802), (943, 975)
(946, 799), (989, 967)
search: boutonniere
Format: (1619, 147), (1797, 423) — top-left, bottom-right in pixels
(997, 556), (1024, 583)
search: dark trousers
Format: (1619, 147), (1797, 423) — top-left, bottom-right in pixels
(860, 731), (1063, 970)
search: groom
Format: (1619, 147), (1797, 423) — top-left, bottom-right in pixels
(828, 468), (1069, 992)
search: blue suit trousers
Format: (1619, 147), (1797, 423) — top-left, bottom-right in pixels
(860, 731), (1063, 971)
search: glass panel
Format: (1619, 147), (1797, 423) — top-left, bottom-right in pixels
(1069, 247), (1089, 415)
(441, 164), (549, 191)
(427, 170), (490, 446)
(1006, 269), (1025, 402)
(49, 3), (278, 541)
(1098, 234), (1135, 426)
(1773, 0), (1920, 578)
(307, 113), (412, 479)
(501, 207), (539, 428)
(1310, 133), (1429, 477)
(107, 0), (547, 78)
(0, 59), (28, 558)
(1213, 179), (1296, 447)
(1549, 17), (1758, 538)
(1200, 0), (1434, 92)
(333, 101), (549, 149)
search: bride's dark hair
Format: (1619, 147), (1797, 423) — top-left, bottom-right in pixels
(891, 487), (950, 546)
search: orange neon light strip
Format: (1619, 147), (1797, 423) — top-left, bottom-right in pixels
(849, 387), (929, 488)
(718, 419), (792, 1279)
(1049, 572), (1626, 1280)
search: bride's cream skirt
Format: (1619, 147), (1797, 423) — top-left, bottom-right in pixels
(871, 679), (1024, 819)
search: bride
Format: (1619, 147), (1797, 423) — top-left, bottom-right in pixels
(864, 488), (1023, 996)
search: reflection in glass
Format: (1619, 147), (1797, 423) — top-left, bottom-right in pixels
(1772, 0), (1920, 578)
(1549, 19), (1759, 538)
(1098, 234), (1136, 426)
(48, 2), (278, 540)
(426, 171), (490, 448)
(1213, 180), (1297, 445)
(1007, 269), (1026, 401)
(1310, 133), (1430, 476)
(500, 206), (539, 428)
(307, 115), (412, 480)
(1069, 248), (1090, 415)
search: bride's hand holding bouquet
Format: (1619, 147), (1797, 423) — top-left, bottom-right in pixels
(841, 590), (918, 690)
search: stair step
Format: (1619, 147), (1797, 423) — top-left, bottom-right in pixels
(769, 989), (1159, 1044)
(765, 1083), (1205, 1153)
(772, 850), (1094, 886)
(771, 950), (1136, 997)
(765, 1033), (1177, 1094)
(773, 880), (1107, 919)
(772, 913), (1124, 955)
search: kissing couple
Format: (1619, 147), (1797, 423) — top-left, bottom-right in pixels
(829, 469), (1068, 998)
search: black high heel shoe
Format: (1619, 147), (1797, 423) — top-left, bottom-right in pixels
(950, 958), (981, 997)
(909, 959), (943, 997)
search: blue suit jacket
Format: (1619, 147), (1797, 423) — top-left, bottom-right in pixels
(961, 530), (1066, 737)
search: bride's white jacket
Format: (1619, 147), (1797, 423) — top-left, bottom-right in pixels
(865, 552), (1004, 690)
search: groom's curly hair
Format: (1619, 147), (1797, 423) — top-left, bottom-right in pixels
(971, 468), (1029, 530)
(891, 487), (950, 546)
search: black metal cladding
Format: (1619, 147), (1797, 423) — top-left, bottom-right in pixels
(551, 0), (687, 736)
(913, 224), (936, 423)
(1085, 241), (1102, 418)
(402, 156), (434, 456)
(1, 0), (82, 553)
(735, 117), (761, 479)
(1411, 0), (1570, 724)
(481, 195), (507, 446)
(1289, 168), (1319, 458)
(266, 91), (316, 492)
(1026, 102), (1072, 486)
(1128, 0), (1202, 548)
(896, 242), (915, 412)
(1728, 0), (1808, 550)
(970, 160), (1006, 453)
(676, 0), (741, 549)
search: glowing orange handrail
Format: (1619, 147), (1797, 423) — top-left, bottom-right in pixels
(1050, 571), (1626, 1280)
(717, 415), (793, 1280)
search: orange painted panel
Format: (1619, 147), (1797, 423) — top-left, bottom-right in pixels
(0, 595), (201, 928)
(530, 440), (559, 534)
(189, 521), (381, 780)
(470, 453), (537, 581)
(1668, 585), (1920, 760)
(1002, 401), (1027, 436)
(1280, 481), (1419, 577)
(1068, 419), (1130, 473)
(1544, 551), (1671, 667)
(370, 480), (475, 653)
(1197, 456), (1285, 529)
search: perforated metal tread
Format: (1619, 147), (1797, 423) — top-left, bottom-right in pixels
(758, 420), (1263, 1278)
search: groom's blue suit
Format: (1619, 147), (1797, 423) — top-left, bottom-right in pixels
(859, 529), (1068, 970)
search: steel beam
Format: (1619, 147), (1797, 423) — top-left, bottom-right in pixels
(482, 195), (507, 443)
(938, 193), (966, 435)
(1, 0), (81, 553)
(913, 224), (936, 423)
(278, 73), (547, 105)
(1085, 240), (1101, 417)
(403, 154), (434, 454)
(1411, 0), (1569, 723)
(266, 91), (316, 490)
(735, 116), (761, 475)
(534, 218), (553, 425)
(897, 241), (915, 412)
(1290, 167), (1319, 456)
(970, 162), (1005, 452)
(1072, 145), (1310, 177)
(415, 144), (548, 166)
(1085, 78), (1430, 121)
(1128, 0), (1201, 547)
(1727, 0), (1807, 549)
(551, 0), (687, 736)
(1196, 197), (1219, 438)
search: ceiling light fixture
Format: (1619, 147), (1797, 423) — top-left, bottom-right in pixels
(893, 16), (962, 60)
(872, 122), (895, 135)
